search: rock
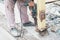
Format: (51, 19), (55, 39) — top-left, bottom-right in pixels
(56, 29), (60, 35)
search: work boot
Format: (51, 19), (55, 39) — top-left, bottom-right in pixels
(10, 27), (20, 37)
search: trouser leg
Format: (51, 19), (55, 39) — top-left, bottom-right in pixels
(16, 1), (29, 24)
(5, 0), (15, 27)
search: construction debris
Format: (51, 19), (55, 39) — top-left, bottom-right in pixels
(46, 2), (60, 34)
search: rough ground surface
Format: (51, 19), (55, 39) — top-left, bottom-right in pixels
(0, 1), (60, 40)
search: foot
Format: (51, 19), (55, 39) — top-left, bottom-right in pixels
(23, 21), (35, 26)
(35, 27), (40, 32)
(39, 29), (49, 36)
(10, 27), (20, 37)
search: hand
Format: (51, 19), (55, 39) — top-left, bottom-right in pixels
(28, 1), (34, 7)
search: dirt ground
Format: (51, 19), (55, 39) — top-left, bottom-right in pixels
(0, 1), (60, 40)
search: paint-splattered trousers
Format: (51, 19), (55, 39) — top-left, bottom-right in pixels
(4, 0), (29, 27)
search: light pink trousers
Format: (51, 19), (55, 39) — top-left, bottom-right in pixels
(5, 0), (29, 27)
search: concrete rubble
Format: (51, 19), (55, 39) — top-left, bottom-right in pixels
(0, 0), (60, 40)
(46, 2), (60, 34)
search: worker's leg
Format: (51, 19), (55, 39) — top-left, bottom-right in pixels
(37, 0), (46, 31)
(5, 0), (15, 27)
(17, 1), (29, 23)
(5, 0), (20, 37)
(16, 1), (35, 26)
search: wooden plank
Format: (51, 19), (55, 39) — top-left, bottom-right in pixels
(37, 0), (46, 31)
(46, 0), (60, 4)
(53, 1), (60, 6)
(46, 0), (55, 2)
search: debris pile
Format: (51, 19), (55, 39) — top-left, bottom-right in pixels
(46, 3), (60, 34)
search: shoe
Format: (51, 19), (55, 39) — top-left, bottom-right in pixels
(39, 29), (49, 36)
(10, 27), (20, 37)
(23, 21), (35, 26)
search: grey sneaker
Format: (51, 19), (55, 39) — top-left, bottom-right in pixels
(10, 27), (20, 37)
